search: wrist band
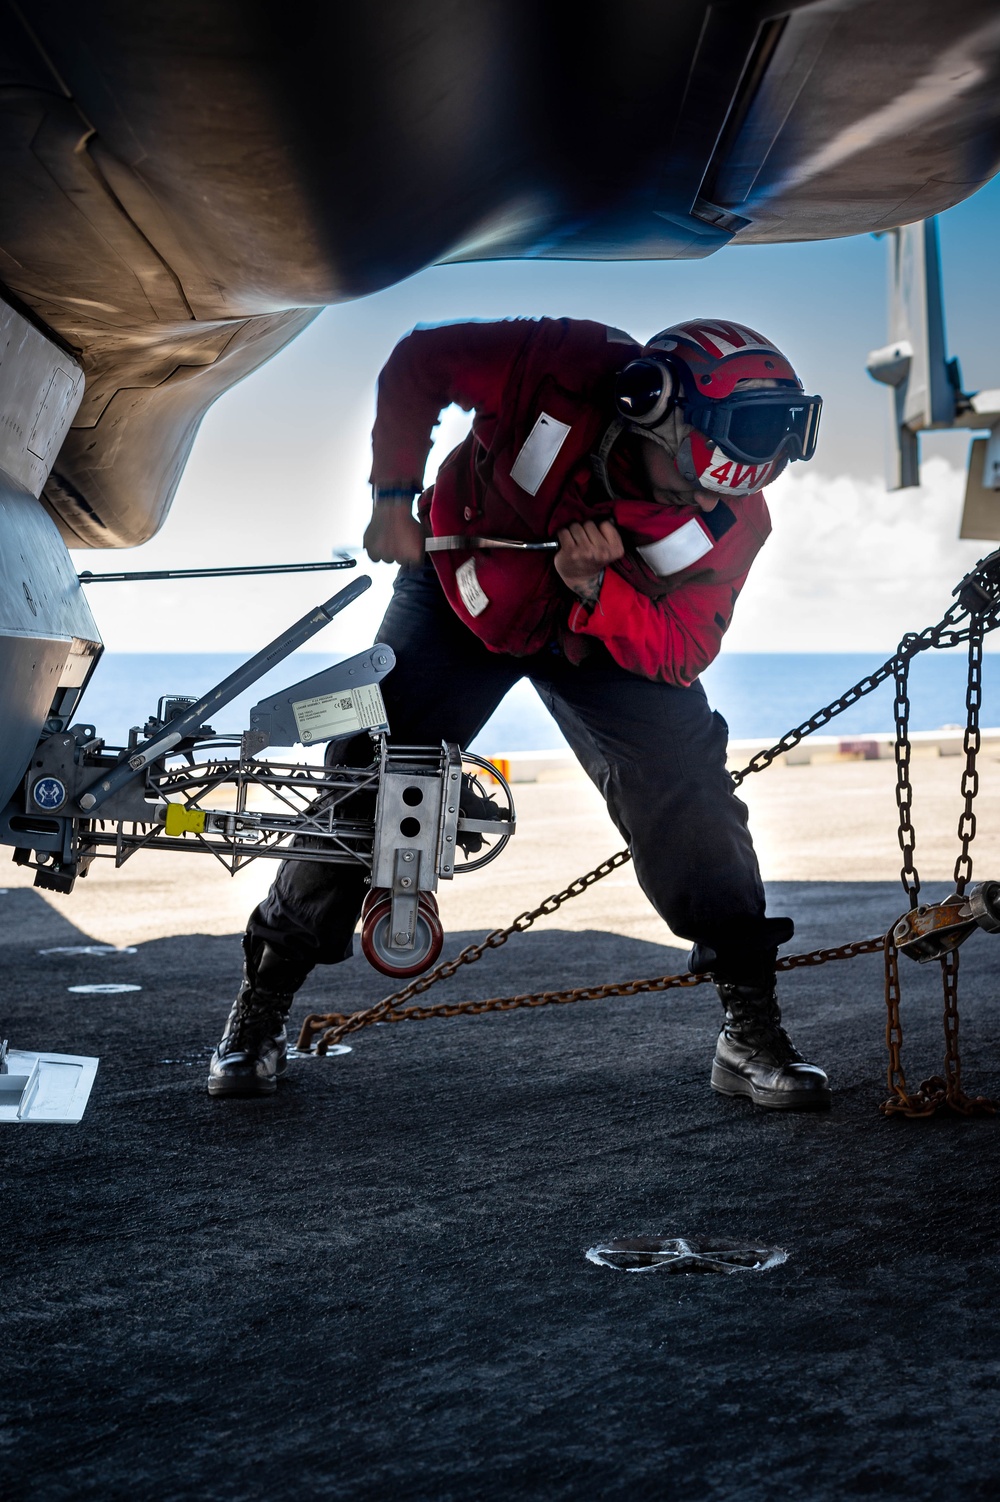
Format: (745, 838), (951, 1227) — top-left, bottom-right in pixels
(374, 487), (417, 506)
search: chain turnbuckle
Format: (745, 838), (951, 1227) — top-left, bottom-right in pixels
(891, 882), (1000, 963)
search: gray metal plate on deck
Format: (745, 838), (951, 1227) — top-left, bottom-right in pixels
(0, 1050), (99, 1124)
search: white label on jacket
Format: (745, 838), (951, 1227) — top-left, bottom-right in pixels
(292, 683), (388, 743)
(509, 412), (572, 495)
(637, 518), (714, 577)
(456, 557), (490, 617)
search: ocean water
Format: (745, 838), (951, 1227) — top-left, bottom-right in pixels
(76, 647), (996, 754)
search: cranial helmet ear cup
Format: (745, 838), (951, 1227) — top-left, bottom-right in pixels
(614, 359), (677, 427)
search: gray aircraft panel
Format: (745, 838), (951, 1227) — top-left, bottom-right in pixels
(0, 486), (102, 808)
(0, 296), (101, 808)
(0, 1), (994, 549)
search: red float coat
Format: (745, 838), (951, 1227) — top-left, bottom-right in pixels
(370, 318), (772, 686)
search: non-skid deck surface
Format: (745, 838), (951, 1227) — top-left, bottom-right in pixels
(3, 877), (999, 1501)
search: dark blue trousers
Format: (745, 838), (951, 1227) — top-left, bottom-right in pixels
(249, 563), (791, 982)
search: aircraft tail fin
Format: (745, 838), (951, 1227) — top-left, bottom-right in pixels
(866, 218), (957, 490)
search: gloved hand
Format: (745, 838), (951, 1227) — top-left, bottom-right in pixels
(457, 772), (502, 856)
(363, 488), (425, 565)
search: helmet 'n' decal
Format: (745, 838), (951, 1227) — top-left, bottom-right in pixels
(682, 321), (770, 358)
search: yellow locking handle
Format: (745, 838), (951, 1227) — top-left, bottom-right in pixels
(164, 804), (206, 837)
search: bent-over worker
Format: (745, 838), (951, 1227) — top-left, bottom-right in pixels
(208, 316), (828, 1110)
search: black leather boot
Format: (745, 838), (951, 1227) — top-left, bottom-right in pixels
(207, 938), (310, 1098)
(711, 980), (831, 1111)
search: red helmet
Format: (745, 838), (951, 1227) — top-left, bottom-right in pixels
(614, 319), (822, 496)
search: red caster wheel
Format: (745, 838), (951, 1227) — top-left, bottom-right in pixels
(361, 887), (438, 922)
(361, 886), (388, 922)
(360, 891), (443, 977)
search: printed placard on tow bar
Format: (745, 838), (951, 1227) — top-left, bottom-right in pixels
(292, 683), (389, 743)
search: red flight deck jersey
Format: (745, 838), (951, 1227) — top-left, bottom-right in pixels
(370, 318), (772, 686)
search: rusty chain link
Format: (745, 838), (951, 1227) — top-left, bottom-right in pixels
(299, 933), (886, 1050)
(954, 617), (983, 895)
(297, 551), (1000, 1114)
(893, 646), (920, 909)
(880, 932), (916, 1112)
(298, 847), (635, 1049)
(881, 941), (996, 1118)
(881, 566), (998, 1118)
(940, 947), (967, 1108)
(728, 580), (992, 786)
(935, 946), (996, 1115)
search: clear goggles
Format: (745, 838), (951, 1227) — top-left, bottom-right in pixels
(615, 359), (822, 465)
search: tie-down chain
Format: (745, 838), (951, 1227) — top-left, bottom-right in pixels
(299, 550), (1000, 1117)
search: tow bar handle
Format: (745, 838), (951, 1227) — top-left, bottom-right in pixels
(78, 556), (356, 584)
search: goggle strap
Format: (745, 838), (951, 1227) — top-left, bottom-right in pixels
(590, 418), (627, 501)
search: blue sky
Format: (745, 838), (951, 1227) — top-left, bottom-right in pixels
(73, 174), (1000, 655)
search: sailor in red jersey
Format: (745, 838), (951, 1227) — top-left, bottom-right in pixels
(367, 318), (779, 684)
(208, 317), (830, 1113)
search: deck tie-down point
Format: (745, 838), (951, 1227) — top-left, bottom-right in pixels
(585, 1237), (788, 1274)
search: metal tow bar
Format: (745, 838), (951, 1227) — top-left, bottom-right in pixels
(3, 573), (517, 978)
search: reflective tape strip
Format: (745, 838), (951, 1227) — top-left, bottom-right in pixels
(426, 536), (558, 551)
(637, 518), (714, 577)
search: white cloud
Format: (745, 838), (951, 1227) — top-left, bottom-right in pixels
(71, 404), (474, 657)
(726, 456), (997, 652)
